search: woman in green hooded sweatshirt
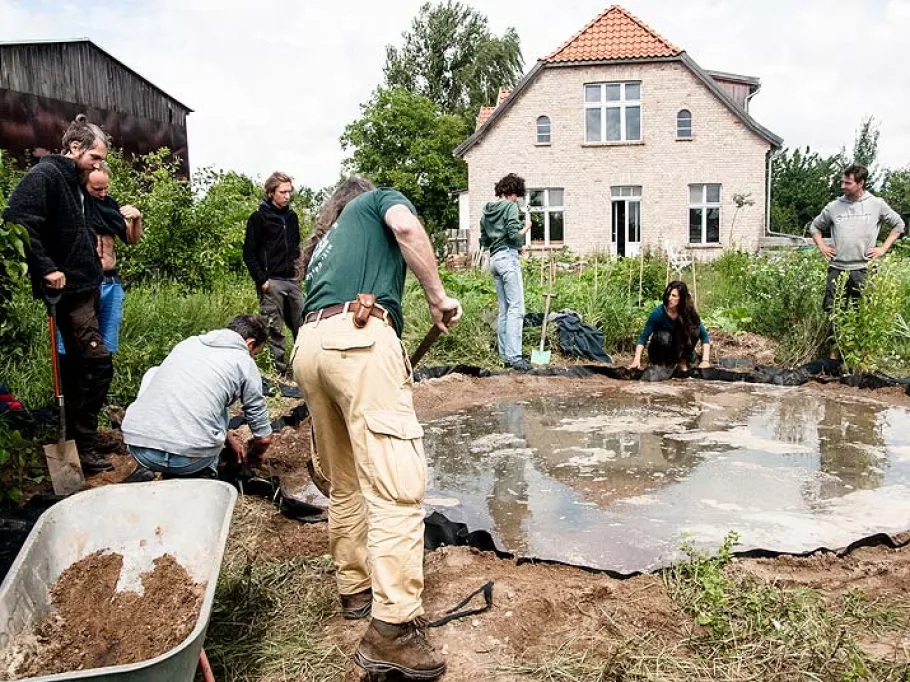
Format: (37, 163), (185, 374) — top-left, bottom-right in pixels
(480, 173), (532, 370)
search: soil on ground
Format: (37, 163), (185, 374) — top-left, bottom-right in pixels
(16, 368), (910, 680)
(1, 550), (204, 679)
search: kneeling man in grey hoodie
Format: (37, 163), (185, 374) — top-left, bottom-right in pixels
(122, 315), (274, 479)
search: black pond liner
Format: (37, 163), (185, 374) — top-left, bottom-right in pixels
(412, 357), (910, 391)
(4, 360), (909, 583)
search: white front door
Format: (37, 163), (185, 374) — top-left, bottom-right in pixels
(610, 187), (642, 257)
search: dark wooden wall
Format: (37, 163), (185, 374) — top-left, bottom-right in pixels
(711, 78), (753, 111)
(0, 42), (190, 175)
(0, 42), (189, 125)
(0, 89), (189, 176)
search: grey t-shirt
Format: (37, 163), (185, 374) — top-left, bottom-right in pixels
(810, 192), (905, 270)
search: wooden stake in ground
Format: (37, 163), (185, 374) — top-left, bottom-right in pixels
(637, 253), (645, 306)
(627, 257), (633, 297)
(691, 254), (698, 308)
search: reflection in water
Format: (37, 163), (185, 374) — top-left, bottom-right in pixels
(422, 383), (910, 573)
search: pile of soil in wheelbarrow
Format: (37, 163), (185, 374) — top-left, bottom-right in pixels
(1, 550), (205, 679)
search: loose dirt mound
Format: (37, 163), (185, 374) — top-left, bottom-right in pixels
(2, 550), (205, 679)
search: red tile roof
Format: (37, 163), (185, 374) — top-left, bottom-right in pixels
(546, 5), (680, 63)
(476, 106), (496, 129)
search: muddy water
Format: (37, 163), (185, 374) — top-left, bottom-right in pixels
(422, 382), (910, 573)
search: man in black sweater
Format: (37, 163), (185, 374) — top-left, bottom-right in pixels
(242, 171), (303, 377)
(3, 114), (116, 473)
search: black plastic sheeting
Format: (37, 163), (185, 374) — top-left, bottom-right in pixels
(524, 312), (613, 364)
(413, 358), (910, 390)
(422, 509), (910, 580)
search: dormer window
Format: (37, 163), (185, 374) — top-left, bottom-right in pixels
(536, 116), (551, 144)
(677, 109), (692, 139)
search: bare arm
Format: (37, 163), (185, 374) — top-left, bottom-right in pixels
(120, 205), (143, 244)
(519, 212), (532, 238)
(868, 229), (903, 259)
(699, 343), (711, 368)
(628, 344), (644, 369)
(385, 204), (462, 332)
(812, 231), (835, 260)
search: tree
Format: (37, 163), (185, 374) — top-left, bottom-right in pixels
(383, 1), (523, 123)
(880, 166), (910, 215)
(341, 87), (468, 247)
(770, 146), (842, 235)
(849, 115), (881, 189)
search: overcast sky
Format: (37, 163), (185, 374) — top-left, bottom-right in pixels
(1, 0), (907, 190)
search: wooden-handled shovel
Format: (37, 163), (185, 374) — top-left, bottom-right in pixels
(43, 291), (86, 496)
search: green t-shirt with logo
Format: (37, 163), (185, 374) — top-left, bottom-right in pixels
(303, 189), (416, 336)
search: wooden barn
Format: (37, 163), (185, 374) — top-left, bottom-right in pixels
(0, 39), (191, 175)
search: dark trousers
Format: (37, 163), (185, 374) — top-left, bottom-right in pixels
(56, 289), (113, 446)
(822, 267), (866, 312)
(258, 278), (304, 375)
(647, 329), (697, 367)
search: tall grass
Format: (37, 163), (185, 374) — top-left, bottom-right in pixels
(4, 251), (909, 412)
(0, 274), (262, 408)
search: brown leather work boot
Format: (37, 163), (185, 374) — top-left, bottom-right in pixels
(340, 588), (372, 620)
(354, 617), (446, 680)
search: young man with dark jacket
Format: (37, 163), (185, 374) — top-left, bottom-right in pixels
(242, 171), (303, 377)
(2, 114), (115, 473)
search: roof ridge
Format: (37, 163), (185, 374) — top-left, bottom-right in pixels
(545, 4), (680, 64)
(544, 4), (619, 61)
(612, 5), (679, 54)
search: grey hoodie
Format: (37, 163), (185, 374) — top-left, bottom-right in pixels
(122, 329), (271, 459)
(810, 192), (905, 270)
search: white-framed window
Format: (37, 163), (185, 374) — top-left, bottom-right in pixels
(536, 115), (551, 144)
(689, 184), (721, 243)
(677, 109), (692, 139)
(526, 188), (564, 247)
(584, 81), (641, 143)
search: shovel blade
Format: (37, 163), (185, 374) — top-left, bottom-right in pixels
(531, 349), (551, 366)
(43, 440), (85, 496)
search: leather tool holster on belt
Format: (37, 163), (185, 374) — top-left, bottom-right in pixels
(353, 293), (376, 328)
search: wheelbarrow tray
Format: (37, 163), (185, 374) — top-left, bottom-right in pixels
(0, 480), (237, 681)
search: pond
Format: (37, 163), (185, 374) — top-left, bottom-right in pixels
(422, 382), (910, 573)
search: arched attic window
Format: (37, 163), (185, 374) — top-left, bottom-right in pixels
(536, 115), (551, 144)
(677, 109), (692, 139)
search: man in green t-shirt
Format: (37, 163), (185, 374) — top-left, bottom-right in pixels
(294, 176), (462, 680)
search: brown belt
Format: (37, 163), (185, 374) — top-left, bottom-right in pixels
(303, 300), (389, 325)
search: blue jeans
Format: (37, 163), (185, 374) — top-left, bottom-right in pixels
(57, 276), (125, 354)
(490, 249), (525, 364)
(128, 445), (218, 476)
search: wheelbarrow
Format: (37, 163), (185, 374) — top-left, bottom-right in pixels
(0, 480), (237, 681)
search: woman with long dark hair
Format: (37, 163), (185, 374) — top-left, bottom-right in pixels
(628, 280), (711, 371)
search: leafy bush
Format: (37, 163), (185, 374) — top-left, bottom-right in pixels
(831, 259), (904, 373)
(0, 421), (45, 508)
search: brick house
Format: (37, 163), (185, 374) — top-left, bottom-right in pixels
(454, 5), (782, 259)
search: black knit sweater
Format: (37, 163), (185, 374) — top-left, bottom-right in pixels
(3, 155), (102, 297)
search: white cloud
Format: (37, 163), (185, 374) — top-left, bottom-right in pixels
(1, 0), (907, 189)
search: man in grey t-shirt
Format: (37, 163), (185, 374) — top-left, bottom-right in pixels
(810, 164), (905, 313)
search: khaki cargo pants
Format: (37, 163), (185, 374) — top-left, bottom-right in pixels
(292, 312), (426, 623)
